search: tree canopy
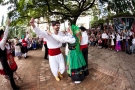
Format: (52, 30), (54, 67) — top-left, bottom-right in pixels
(1, 0), (135, 26)
(1, 0), (99, 25)
(100, 0), (135, 15)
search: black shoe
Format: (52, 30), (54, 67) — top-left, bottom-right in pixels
(25, 56), (28, 59)
(44, 57), (48, 60)
(14, 85), (20, 90)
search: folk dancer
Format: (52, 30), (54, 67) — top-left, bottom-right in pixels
(49, 25), (89, 84)
(79, 26), (89, 68)
(0, 21), (20, 90)
(21, 36), (28, 59)
(30, 18), (75, 81)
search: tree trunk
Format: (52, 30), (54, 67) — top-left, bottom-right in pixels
(107, 20), (109, 31)
(70, 16), (78, 25)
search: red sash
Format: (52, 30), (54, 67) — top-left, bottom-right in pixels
(0, 68), (5, 75)
(44, 41), (47, 44)
(80, 44), (88, 50)
(48, 48), (61, 56)
(22, 39), (27, 46)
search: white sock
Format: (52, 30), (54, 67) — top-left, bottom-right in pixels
(24, 53), (27, 57)
(74, 81), (81, 84)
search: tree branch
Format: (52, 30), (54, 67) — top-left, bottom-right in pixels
(45, 0), (72, 17)
(57, 1), (72, 13)
(80, 0), (86, 9)
(83, 0), (95, 11)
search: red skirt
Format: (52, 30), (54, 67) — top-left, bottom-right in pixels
(0, 68), (5, 75)
(7, 53), (17, 72)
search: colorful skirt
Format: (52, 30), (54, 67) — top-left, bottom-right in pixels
(66, 49), (89, 81)
(115, 41), (121, 50)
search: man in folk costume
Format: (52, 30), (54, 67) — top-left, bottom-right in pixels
(102, 31), (108, 48)
(79, 26), (89, 68)
(21, 35), (28, 59)
(30, 18), (76, 81)
(0, 20), (20, 90)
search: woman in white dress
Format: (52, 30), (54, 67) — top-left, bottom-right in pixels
(14, 38), (22, 59)
(110, 32), (115, 50)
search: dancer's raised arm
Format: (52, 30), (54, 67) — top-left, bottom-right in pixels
(0, 20), (10, 50)
(30, 18), (48, 38)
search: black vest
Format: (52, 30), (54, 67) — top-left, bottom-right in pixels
(0, 48), (7, 59)
(0, 48), (12, 75)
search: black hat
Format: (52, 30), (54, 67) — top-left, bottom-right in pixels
(0, 29), (4, 37)
(52, 21), (60, 26)
(79, 26), (86, 31)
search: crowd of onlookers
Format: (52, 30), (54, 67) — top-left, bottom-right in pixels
(87, 29), (135, 54)
(6, 37), (43, 60)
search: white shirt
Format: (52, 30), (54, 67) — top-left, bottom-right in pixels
(102, 33), (108, 39)
(26, 33), (30, 39)
(132, 38), (135, 45)
(5, 43), (10, 50)
(43, 38), (47, 42)
(0, 26), (9, 50)
(33, 27), (75, 49)
(81, 31), (88, 45)
(19, 39), (22, 43)
(110, 34), (115, 39)
(116, 34), (121, 41)
(129, 31), (133, 36)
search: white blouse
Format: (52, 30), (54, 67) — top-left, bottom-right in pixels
(33, 27), (75, 49)
(0, 26), (9, 50)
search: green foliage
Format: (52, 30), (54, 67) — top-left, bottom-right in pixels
(90, 16), (105, 27)
(1, 15), (4, 26)
(100, 0), (135, 15)
(90, 16), (98, 27)
(32, 32), (36, 37)
(8, 26), (26, 39)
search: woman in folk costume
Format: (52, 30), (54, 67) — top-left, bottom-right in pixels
(66, 25), (89, 84)
(110, 32), (115, 50)
(14, 38), (22, 60)
(115, 32), (121, 52)
(5, 40), (20, 80)
(102, 31), (108, 48)
(30, 18), (75, 81)
(0, 20), (20, 90)
(50, 25), (89, 84)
